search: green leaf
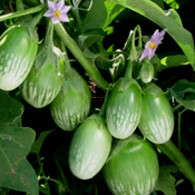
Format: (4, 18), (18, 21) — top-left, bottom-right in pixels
(0, 91), (23, 126)
(0, 125), (38, 195)
(154, 165), (178, 195)
(23, 0), (40, 6)
(168, 79), (195, 111)
(163, 0), (180, 9)
(152, 0), (165, 8)
(103, 0), (164, 29)
(164, 9), (183, 26)
(103, 1), (125, 28)
(95, 54), (113, 70)
(159, 54), (189, 71)
(78, 29), (105, 48)
(31, 129), (53, 155)
(0, 159), (38, 195)
(82, 0), (107, 32)
(0, 92), (38, 195)
(109, 0), (195, 70)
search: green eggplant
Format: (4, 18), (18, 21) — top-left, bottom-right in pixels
(103, 135), (159, 195)
(69, 114), (112, 180)
(139, 83), (174, 144)
(50, 67), (91, 131)
(0, 25), (38, 91)
(106, 77), (142, 139)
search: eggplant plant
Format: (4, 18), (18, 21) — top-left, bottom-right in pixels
(0, 0), (195, 195)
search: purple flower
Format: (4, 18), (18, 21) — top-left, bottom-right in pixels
(44, 0), (71, 24)
(139, 29), (167, 62)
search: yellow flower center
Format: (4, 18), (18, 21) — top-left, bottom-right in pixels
(149, 42), (157, 49)
(54, 10), (61, 18)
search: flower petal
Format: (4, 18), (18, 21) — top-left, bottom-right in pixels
(151, 29), (160, 40)
(159, 29), (167, 38)
(61, 5), (71, 13)
(47, 1), (56, 11)
(51, 16), (60, 24)
(139, 29), (166, 62)
(44, 10), (54, 17)
(56, 0), (64, 10)
(139, 49), (149, 62)
(59, 14), (69, 22)
(147, 48), (156, 59)
(151, 29), (166, 44)
(145, 40), (152, 49)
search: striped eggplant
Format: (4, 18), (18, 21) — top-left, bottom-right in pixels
(69, 114), (112, 180)
(103, 135), (159, 195)
(139, 83), (174, 144)
(139, 60), (154, 84)
(0, 25), (38, 91)
(21, 46), (65, 108)
(50, 67), (91, 131)
(106, 77), (142, 139)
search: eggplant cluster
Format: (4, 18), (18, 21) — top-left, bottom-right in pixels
(0, 20), (174, 195)
(0, 22), (91, 131)
(106, 78), (174, 144)
(68, 74), (174, 195)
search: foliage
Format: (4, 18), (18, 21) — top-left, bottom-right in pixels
(0, 91), (38, 195)
(0, 0), (195, 194)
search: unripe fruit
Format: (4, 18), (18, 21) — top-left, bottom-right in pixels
(139, 83), (174, 144)
(0, 25), (38, 91)
(50, 68), (91, 131)
(69, 114), (112, 180)
(106, 77), (142, 139)
(103, 135), (159, 195)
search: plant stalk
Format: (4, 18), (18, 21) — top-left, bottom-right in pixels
(99, 86), (111, 117)
(54, 23), (109, 90)
(156, 140), (195, 185)
(44, 21), (54, 48)
(125, 60), (134, 78)
(37, 154), (51, 195)
(0, 5), (45, 22)
(177, 108), (186, 149)
(16, 0), (24, 11)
